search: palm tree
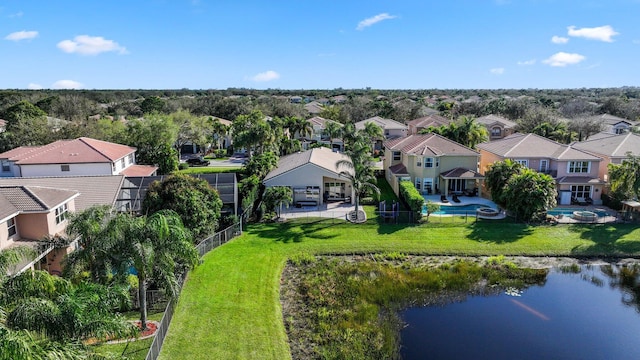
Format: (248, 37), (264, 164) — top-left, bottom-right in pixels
(211, 117), (229, 150)
(263, 186), (293, 219)
(359, 121), (384, 152)
(456, 116), (488, 149)
(288, 117), (313, 140)
(0, 246), (33, 277)
(115, 210), (199, 330)
(336, 139), (380, 221)
(323, 120), (343, 151)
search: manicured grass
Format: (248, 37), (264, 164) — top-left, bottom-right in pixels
(92, 310), (164, 360)
(159, 217), (640, 360)
(176, 166), (241, 174)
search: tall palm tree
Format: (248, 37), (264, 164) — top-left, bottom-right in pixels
(115, 210), (199, 330)
(211, 117), (230, 150)
(457, 116), (488, 149)
(288, 117), (313, 140)
(323, 120), (343, 151)
(359, 121), (384, 152)
(336, 139), (380, 221)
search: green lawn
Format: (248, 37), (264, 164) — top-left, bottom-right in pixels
(176, 166), (241, 174)
(159, 217), (640, 360)
(92, 310), (165, 360)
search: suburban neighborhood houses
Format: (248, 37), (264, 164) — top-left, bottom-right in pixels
(1, 88), (640, 360)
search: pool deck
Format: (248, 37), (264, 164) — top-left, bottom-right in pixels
(547, 205), (619, 224)
(423, 195), (506, 219)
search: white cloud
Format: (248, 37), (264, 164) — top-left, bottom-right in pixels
(57, 35), (127, 55)
(517, 59), (536, 66)
(251, 70), (280, 82)
(490, 68), (505, 75)
(9, 11), (24, 18)
(5, 30), (38, 41)
(356, 13), (397, 30)
(551, 35), (569, 44)
(52, 80), (83, 89)
(27, 83), (43, 90)
(542, 52), (586, 67)
(567, 25), (619, 42)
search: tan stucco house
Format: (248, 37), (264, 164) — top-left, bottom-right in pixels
(475, 114), (518, 140)
(384, 134), (484, 197)
(263, 147), (354, 206)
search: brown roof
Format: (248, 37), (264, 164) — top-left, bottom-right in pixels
(263, 147), (352, 182)
(384, 134), (479, 156)
(407, 114), (451, 129)
(0, 137), (136, 165)
(477, 133), (600, 161)
(307, 116), (342, 128)
(355, 116), (407, 131)
(475, 114), (518, 129)
(0, 186), (78, 214)
(557, 176), (604, 185)
(388, 163), (408, 175)
(0, 175), (124, 211)
(119, 164), (158, 177)
(440, 167), (484, 179)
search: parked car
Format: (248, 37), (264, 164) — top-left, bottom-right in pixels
(186, 156), (209, 166)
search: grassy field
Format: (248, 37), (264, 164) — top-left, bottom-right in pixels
(159, 217), (640, 360)
(92, 310), (165, 360)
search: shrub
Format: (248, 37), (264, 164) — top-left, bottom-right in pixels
(399, 180), (423, 221)
(178, 162), (189, 170)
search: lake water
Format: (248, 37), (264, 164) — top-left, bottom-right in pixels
(400, 265), (640, 360)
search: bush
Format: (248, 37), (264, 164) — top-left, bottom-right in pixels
(178, 162), (189, 170)
(399, 180), (423, 221)
(602, 192), (624, 210)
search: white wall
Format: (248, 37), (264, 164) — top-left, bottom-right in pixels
(20, 163), (113, 177)
(264, 164), (353, 204)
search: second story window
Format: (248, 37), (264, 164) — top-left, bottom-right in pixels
(424, 158), (434, 168)
(1, 161), (9, 172)
(128, 154), (134, 164)
(568, 161), (590, 173)
(55, 203), (68, 225)
(120, 158), (126, 168)
(393, 151), (401, 161)
(515, 159), (528, 167)
(491, 127), (502, 137)
(61, 164), (70, 172)
(7, 218), (16, 237)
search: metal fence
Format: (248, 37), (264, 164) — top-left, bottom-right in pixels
(145, 222), (242, 360)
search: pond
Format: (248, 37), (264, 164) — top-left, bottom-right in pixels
(400, 264), (640, 360)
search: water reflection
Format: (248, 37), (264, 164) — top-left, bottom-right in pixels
(400, 264), (640, 360)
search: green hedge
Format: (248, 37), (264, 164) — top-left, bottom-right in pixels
(399, 180), (423, 221)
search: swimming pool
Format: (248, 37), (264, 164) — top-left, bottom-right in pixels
(547, 207), (609, 217)
(423, 203), (495, 216)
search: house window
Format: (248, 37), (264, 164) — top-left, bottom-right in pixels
(571, 185), (591, 199)
(415, 178), (421, 190)
(128, 154), (134, 164)
(416, 159), (422, 167)
(7, 218), (16, 237)
(423, 178), (433, 194)
(55, 203), (68, 224)
(393, 151), (401, 161)
(568, 161), (590, 173)
(435, 157), (439, 167)
(539, 160), (549, 173)
(1, 161), (9, 172)
(120, 158), (126, 168)
(61, 164), (70, 172)
(491, 127), (502, 137)
(424, 158), (434, 168)
(112, 163), (116, 172)
(515, 159), (528, 167)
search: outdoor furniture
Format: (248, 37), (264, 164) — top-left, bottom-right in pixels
(440, 195), (449, 203)
(464, 188), (478, 197)
(452, 194), (461, 203)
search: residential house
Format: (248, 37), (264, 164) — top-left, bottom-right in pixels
(595, 114), (638, 135)
(0, 137), (157, 178)
(298, 116), (344, 151)
(475, 114), (518, 140)
(0, 185), (79, 275)
(477, 133), (604, 205)
(304, 101), (324, 115)
(356, 116), (408, 150)
(289, 96), (303, 104)
(572, 132), (640, 186)
(407, 114), (451, 135)
(263, 147), (354, 206)
(383, 134), (484, 197)
(0, 119), (6, 133)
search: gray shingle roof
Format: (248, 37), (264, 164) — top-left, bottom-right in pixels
(572, 132), (640, 158)
(477, 133), (600, 161)
(384, 134), (479, 156)
(0, 175), (124, 211)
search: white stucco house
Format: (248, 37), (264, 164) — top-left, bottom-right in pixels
(0, 137), (157, 178)
(263, 147), (354, 206)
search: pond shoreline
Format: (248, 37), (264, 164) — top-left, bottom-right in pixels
(280, 255), (640, 359)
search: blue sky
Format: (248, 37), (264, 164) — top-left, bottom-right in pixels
(1, 0), (639, 90)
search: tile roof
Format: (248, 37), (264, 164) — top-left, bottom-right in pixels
(384, 134), (479, 156)
(0, 186), (78, 213)
(557, 176), (604, 185)
(119, 164), (158, 176)
(440, 167), (484, 179)
(572, 132), (640, 158)
(307, 116), (342, 128)
(304, 102), (324, 114)
(388, 163), (408, 175)
(0, 137), (136, 165)
(263, 147), (352, 182)
(477, 133), (600, 161)
(212, 117), (232, 126)
(407, 114), (451, 129)
(595, 113), (636, 125)
(0, 175), (124, 211)
(355, 116), (407, 131)
(475, 114), (518, 128)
